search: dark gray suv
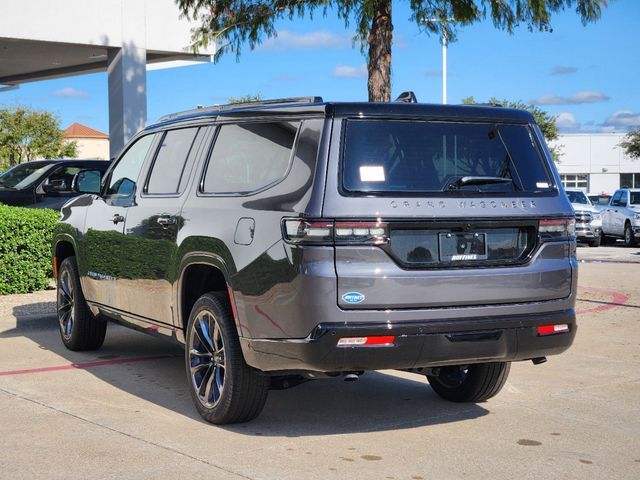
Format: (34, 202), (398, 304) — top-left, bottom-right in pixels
(53, 97), (578, 424)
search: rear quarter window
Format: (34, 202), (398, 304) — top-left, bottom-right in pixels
(202, 122), (299, 195)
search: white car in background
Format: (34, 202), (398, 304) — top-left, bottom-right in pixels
(566, 189), (602, 247)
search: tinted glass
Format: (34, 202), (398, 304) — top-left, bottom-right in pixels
(342, 120), (552, 194)
(146, 128), (199, 194)
(0, 163), (53, 188)
(630, 192), (640, 205)
(566, 191), (590, 205)
(47, 166), (82, 192)
(611, 191), (622, 204)
(107, 134), (155, 197)
(620, 190), (628, 205)
(620, 173), (634, 189)
(203, 122), (299, 194)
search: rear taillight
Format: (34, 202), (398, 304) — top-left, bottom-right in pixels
(283, 220), (334, 244)
(539, 218), (575, 240)
(282, 219), (388, 245)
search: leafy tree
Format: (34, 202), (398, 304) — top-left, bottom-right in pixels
(462, 96), (561, 162)
(228, 93), (263, 104)
(176, 0), (606, 102)
(619, 130), (640, 160)
(0, 106), (77, 170)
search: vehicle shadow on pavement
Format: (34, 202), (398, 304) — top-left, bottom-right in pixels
(2, 307), (489, 436)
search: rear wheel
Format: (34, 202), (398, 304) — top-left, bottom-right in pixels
(623, 223), (637, 247)
(57, 256), (106, 351)
(185, 292), (269, 424)
(427, 362), (511, 402)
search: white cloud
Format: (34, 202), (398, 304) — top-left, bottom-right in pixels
(52, 87), (88, 98)
(531, 91), (609, 105)
(602, 110), (640, 129)
(555, 112), (581, 131)
(550, 65), (577, 75)
(333, 64), (367, 78)
(260, 31), (349, 51)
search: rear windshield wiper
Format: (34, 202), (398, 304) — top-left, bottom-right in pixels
(446, 176), (513, 190)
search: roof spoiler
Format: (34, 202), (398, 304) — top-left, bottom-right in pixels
(158, 97), (324, 122)
(395, 91), (417, 103)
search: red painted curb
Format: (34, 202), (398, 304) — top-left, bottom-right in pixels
(577, 287), (630, 315)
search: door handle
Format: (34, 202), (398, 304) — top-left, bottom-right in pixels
(111, 214), (125, 224)
(156, 215), (177, 227)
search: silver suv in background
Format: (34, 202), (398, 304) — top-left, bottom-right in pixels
(565, 189), (602, 247)
(601, 189), (640, 246)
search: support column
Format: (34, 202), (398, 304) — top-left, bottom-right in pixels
(107, 45), (147, 159)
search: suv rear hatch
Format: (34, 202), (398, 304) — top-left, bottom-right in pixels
(320, 117), (574, 309)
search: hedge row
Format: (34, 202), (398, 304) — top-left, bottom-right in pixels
(0, 205), (59, 294)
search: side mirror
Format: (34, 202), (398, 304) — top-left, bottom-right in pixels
(42, 178), (68, 193)
(72, 169), (102, 194)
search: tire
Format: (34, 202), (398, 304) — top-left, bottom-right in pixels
(623, 223), (637, 247)
(600, 230), (612, 245)
(57, 256), (106, 351)
(589, 236), (601, 247)
(427, 362), (511, 403)
(185, 292), (269, 424)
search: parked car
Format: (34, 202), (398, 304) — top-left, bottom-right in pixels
(53, 96), (578, 424)
(565, 189), (602, 247)
(0, 160), (110, 210)
(600, 188), (640, 246)
(588, 192), (612, 211)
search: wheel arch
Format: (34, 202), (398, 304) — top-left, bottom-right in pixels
(53, 234), (78, 279)
(177, 254), (240, 339)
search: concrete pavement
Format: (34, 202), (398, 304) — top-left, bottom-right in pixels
(0, 261), (639, 480)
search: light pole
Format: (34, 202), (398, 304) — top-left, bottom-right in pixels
(425, 18), (453, 105)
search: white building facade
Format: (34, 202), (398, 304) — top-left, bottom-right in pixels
(550, 133), (639, 194)
(0, 0), (214, 158)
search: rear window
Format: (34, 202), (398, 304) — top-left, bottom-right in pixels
(342, 120), (553, 195)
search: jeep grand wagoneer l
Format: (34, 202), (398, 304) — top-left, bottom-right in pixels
(53, 97), (577, 424)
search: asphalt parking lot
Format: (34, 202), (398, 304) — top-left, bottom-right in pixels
(1, 247), (639, 480)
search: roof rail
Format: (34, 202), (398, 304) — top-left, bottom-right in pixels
(157, 96), (324, 122)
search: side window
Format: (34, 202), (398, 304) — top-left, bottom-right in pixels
(619, 190), (628, 206)
(611, 191), (622, 205)
(46, 166), (82, 192)
(202, 122), (299, 194)
(146, 127), (199, 195)
(106, 134), (156, 197)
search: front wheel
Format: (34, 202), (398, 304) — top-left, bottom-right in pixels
(185, 292), (269, 424)
(57, 256), (106, 351)
(623, 223), (637, 247)
(589, 236), (601, 247)
(427, 362), (511, 402)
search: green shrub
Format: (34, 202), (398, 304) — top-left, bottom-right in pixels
(0, 205), (59, 294)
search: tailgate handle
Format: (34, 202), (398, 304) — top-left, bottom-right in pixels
(445, 331), (502, 343)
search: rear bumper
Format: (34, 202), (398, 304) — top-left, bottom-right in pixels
(240, 309), (576, 372)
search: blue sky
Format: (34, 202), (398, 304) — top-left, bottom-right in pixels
(2, 0), (639, 135)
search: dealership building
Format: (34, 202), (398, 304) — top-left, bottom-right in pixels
(551, 133), (638, 194)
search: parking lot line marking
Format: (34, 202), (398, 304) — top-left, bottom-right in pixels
(0, 354), (178, 377)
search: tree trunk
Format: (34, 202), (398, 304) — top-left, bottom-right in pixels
(367, 0), (392, 102)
